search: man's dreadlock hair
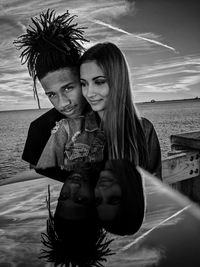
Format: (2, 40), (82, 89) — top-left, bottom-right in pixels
(14, 9), (88, 108)
(39, 186), (114, 267)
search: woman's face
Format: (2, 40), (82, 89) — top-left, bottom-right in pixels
(95, 161), (122, 221)
(80, 61), (109, 120)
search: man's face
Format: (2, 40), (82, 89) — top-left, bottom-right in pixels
(40, 68), (86, 118)
(55, 170), (95, 220)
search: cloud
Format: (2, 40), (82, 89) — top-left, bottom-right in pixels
(125, 0), (137, 12)
(90, 19), (176, 53)
(0, 0), (199, 109)
(0, 16), (25, 42)
(132, 55), (200, 94)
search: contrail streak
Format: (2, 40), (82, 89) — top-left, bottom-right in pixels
(120, 205), (190, 251)
(91, 19), (177, 53)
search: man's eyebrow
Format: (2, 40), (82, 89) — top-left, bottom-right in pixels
(45, 82), (75, 94)
(60, 82), (75, 88)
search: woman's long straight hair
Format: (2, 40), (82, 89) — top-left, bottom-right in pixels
(79, 42), (149, 168)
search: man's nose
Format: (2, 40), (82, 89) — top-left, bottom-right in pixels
(58, 94), (71, 109)
(70, 183), (81, 195)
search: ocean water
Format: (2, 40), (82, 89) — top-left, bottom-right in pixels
(0, 99), (200, 180)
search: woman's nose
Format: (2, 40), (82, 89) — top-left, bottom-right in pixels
(95, 188), (102, 205)
(86, 84), (96, 98)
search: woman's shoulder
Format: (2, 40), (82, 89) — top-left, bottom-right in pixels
(140, 117), (154, 130)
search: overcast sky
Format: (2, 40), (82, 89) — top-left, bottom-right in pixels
(0, 0), (199, 110)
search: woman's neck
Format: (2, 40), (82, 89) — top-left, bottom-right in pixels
(97, 111), (105, 121)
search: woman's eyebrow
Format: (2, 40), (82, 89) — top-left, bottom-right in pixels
(93, 76), (106, 79)
(80, 76), (106, 81)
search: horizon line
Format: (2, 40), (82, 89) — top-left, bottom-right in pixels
(0, 97), (199, 112)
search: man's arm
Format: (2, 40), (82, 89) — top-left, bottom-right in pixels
(22, 108), (66, 181)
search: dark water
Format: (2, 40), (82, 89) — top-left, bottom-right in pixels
(1, 99), (200, 180)
(0, 169), (200, 266)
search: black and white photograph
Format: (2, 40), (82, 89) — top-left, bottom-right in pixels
(0, 0), (200, 266)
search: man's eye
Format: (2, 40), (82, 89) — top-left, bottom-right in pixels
(69, 173), (82, 181)
(58, 193), (69, 201)
(47, 93), (56, 98)
(65, 87), (74, 91)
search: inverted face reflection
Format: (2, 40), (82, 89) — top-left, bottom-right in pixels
(95, 161), (122, 221)
(40, 68), (86, 118)
(56, 170), (95, 220)
(80, 61), (109, 120)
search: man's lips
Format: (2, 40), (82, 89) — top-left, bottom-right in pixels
(61, 105), (76, 113)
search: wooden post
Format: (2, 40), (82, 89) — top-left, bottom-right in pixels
(162, 131), (200, 204)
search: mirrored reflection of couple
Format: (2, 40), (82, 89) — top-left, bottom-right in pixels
(14, 9), (162, 266)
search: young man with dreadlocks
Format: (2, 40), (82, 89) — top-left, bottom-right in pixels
(14, 9), (113, 266)
(14, 9), (105, 180)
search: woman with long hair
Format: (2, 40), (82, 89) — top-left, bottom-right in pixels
(79, 42), (162, 234)
(79, 42), (161, 177)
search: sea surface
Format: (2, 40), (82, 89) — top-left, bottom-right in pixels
(0, 165), (200, 266)
(0, 99), (200, 266)
(0, 99), (200, 180)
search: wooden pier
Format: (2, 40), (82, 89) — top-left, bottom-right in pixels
(162, 131), (200, 204)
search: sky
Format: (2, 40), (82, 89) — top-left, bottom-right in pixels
(0, 0), (199, 110)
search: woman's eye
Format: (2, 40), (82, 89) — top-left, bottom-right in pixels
(109, 196), (121, 205)
(96, 79), (106, 85)
(80, 81), (86, 87)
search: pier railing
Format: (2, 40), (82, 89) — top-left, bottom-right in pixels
(162, 131), (200, 204)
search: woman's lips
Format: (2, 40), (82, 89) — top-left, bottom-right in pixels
(89, 99), (101, 105)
